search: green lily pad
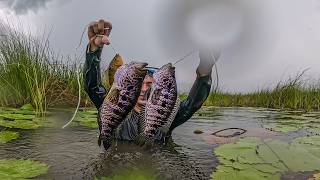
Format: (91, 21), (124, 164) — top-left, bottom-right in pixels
(0, 131), (19, 143)
(212, 137), (320, 180)
(0, 113), (35, 120)
(292, 136), (320, 146)
(20, 104), (33, 111)
(0, 159), (49, 179)
(262, 110), (320, 134)
(0, 119), (40, 129)
(95, 169), (156, 180)
(75, 109), (98, 128)
(211, 165), (281, 180)
(79, 120), (98, 128)
(264, 124), (301, 133)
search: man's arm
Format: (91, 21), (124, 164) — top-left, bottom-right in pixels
(169, 50), (219, 131)
(83, 45), (106, 109)
(83, 19), (112, 109)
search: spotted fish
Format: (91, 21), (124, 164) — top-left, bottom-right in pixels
(99, 61), (148, 150)
(104, 54), (124, 88)
(140, 63), (178, 144)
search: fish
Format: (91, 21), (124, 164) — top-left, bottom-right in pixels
(139, 63), (178, 144)
(104, 54), (124, 88)
(99, 61), (148, 150)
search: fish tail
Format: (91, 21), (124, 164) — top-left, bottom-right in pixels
(98, 134), (113, 150)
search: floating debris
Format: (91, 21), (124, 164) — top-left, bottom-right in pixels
(194, 129), (204, 134)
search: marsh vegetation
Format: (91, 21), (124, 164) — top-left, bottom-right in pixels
(0, 24), (319, 180)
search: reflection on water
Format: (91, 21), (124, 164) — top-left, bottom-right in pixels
(0, 107), (318, 179)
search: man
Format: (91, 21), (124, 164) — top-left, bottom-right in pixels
(84, 19), (219, 149)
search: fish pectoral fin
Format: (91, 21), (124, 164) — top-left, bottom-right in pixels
(106, 85), (120, 104)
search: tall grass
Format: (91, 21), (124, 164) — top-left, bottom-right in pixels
(0, 23), (89, 115)
(204, 71), (320, 111)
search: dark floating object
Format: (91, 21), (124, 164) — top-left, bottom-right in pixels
(194, 129), (204, 134)
(212, 128), (247, 138)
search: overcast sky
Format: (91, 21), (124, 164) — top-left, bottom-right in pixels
(0, 0), (319, 93)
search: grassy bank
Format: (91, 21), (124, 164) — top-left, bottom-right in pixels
(1, 23), (319, 115)
(0, 23), (90, 115)
(204, 72), (320, 111)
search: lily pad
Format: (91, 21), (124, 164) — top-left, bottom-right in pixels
(75, 109), (98, 128)
(264, 124), (301, 133)
(0, 119), (40, 129)
(79, 120), (98, 128)
(0, 131), (19, 143)
(212, 137), (320, 180)
(0, 159), (49, 179)
(20, 104), (33, 111)
(0, 113), (35, 120)
(263, 112), (320, 134)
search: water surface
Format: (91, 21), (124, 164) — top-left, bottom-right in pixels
(0, 107), (318, 179)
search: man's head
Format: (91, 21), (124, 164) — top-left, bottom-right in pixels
(134, 68), (157, 112)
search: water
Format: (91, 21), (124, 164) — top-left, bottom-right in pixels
(0, 107), (318, 179)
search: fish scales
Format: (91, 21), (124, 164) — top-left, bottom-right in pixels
(144, 63), (178, 139)
(105, 54), (124, 87)
(99, 61), (147, 149)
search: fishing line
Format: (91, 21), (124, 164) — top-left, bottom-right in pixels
(62, 22), (221, 129)
(62, 24), (118, 129)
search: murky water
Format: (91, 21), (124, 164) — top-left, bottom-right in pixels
(0, 107), (318, 180)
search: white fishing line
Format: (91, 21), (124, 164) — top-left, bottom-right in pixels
(61, 22), (220, 129)
(62, 23), (119, 129)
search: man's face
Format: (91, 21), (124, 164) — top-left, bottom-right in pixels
(136, 75), (154, 107)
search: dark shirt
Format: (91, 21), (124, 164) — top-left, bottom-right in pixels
(84, 45), (212, 143)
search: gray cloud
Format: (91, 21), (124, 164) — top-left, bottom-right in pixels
(0, 0), (52, 14)
(1, 0), (319, 93)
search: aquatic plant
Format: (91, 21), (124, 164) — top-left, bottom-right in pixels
(212, 136), (320, 180)
(0, 159), (49, 179)
(0, 106), (40, 129)
(0, 22), (90, 115)
(205, 71), (320, 111)
(0, 119), (40, 129)
(0, 131), (19, 143)
(262, 113), (320, 134)
(74, 108), (98, 128)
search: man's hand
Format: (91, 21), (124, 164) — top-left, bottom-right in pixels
(88, 19), (112, 52)
(198, 49), (221, 76)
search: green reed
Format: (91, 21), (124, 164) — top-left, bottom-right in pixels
(0, 23), (90, 115)
(205, 71), (320, 111)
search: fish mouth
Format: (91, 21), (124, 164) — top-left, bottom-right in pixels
(134, 62), (148, 70)
(160, 63), (175, 71)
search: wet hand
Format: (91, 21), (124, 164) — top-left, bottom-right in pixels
(198, 49), (221, 75)
(88, 19), (112, 52)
